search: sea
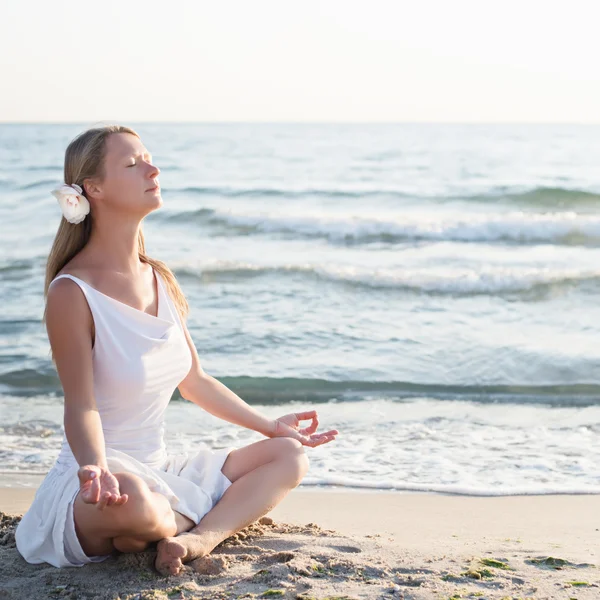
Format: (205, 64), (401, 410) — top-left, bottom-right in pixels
(1, 122), (599, 496)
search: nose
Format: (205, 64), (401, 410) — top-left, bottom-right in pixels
(148, 162), (160, 177)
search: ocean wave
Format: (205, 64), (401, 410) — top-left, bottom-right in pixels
(167, 184), (600, 207)
(172, 207), (600, 245)
(186, 261), (600, 295)
(471, 186), (600, 208)
(172, 184), (412, 199)
(168, 377), (600, 406)
(4, 374), (599, 406)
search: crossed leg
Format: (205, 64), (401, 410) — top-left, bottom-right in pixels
(72, 471), (180, 558)
(72, 437), (308, 574)
(154, 437), (309, 575)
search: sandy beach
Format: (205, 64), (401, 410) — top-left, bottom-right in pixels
(1, 487), (598, 599)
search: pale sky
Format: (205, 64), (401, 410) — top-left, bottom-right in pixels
(1, 0), (599, 123)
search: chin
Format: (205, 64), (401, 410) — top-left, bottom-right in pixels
(144, 197), (162, 215)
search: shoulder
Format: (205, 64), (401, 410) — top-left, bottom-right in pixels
(46, 271), (94, 343)
(46, 278), (93, 324)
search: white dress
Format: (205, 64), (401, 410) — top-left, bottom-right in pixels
(15, 267), (236, 568)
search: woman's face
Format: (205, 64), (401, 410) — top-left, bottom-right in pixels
(90, 132), (161, 216)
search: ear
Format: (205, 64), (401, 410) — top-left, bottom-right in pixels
(82, 177), (102, 201)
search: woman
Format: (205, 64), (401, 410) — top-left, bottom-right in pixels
(14, 125), (338, 576)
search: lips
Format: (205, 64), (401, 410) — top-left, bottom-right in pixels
(147, 184), (160, 192)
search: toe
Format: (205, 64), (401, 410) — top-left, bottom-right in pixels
(155, 558), (180, 577)
(166, 539), (187, 559)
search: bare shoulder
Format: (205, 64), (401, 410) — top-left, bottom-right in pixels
(46, 270), (95, 350)
(49, 256), (94, 308)
(46, 274), (96, 408)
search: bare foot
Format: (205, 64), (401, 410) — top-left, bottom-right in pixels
(154, 532), (211, 576)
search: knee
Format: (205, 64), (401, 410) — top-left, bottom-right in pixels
(271, 437), (305, 456)
(112, 472), (173, 537)
(272, 438), (310, 484)
(296, 447), (310, 481)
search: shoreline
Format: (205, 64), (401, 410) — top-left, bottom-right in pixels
(1, 486), (598, 556)
(4, 471), (600, 495)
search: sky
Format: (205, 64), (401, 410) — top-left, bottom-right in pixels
(1, 0), (599, 123)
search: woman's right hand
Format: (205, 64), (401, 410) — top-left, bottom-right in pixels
(77, 465), (129, 510)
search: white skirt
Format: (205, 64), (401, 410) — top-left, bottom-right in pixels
(15, 445), (236, 568)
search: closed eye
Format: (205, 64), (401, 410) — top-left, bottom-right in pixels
(128, 155), (152, 167)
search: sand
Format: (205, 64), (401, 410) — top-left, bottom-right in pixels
(0, 487), (599, 599)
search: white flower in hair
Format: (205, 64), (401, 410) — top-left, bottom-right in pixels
(51, 183), (91, 224)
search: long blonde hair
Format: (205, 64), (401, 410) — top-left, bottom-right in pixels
(43, 125), (189, 358)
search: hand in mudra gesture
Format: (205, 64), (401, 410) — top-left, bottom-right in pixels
(77, 465), (129, 510)
(271, 410), (338, 447)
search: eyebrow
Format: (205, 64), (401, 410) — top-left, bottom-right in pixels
(128, 150), (152, 160)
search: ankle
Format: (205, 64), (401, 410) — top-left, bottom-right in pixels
(185, 527), (226, 553)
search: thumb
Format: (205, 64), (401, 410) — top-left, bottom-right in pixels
(78, 466), (100, 482)
(281, 423), (309, 444)
(78, 466), (101, 503)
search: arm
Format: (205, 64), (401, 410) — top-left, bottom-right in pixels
(176, 321), (275, 437)
(46, 279), (108, 469)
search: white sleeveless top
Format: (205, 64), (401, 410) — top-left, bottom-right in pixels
(14, 266), (236, 568)
(51, 266), (193, 469)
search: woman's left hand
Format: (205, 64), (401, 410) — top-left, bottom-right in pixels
(269, 410), (338, 447)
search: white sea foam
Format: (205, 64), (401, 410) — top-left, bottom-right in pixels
(197, 259), (600, 294)
(205, 208), (600, 244)
(3, 396), (600, 496)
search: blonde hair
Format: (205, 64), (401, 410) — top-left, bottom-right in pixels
(43, 124), (189, 360)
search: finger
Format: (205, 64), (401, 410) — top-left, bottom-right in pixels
(89, 475), (100, 504)
(78, 470), (91, 487)
(310, 430), (337, 439)
(96, 493), (106, 511)
(82, 484), (98, 504)
(84, 468), (99, 482)
(97, 491), (111, 511)
(308, 438), (326, 448)
(295, 410), (317, 422)
(308, 433), (335, 447)
(291, 433), (312, 446)
(300, 416), (319, 436)
(115, 493), (129, 505)
(316, 436), (336, 447)
(300, 433), (327, 448)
